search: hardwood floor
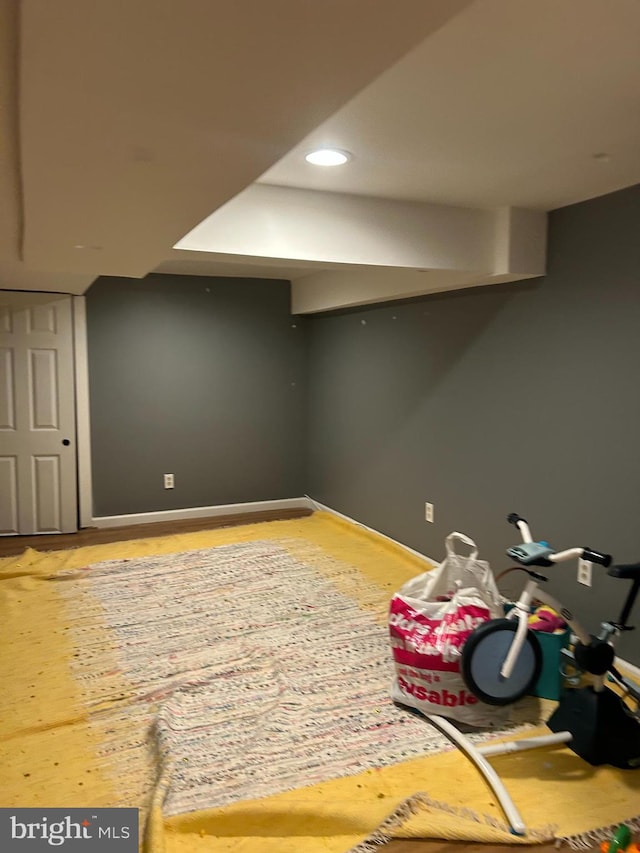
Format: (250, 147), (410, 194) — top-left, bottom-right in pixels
(0, 509), (557, 851)
(0, 507), (313, 558)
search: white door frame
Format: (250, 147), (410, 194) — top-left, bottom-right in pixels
(72, 295), (94, 529)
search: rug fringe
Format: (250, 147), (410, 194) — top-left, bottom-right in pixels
(352, 797), (640, 852)
(557, 815), (640, 850)
(348, 791), (558, 852)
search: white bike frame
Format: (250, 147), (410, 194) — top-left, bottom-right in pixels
(500, 517), (607, 693)
(429, 519), (632, 836)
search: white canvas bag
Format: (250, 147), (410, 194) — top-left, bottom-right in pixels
(389, 532), (506, 727)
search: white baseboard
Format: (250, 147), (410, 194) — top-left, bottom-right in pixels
(307, 495), (436, 567)
(617, 657), (640, 684)
(90, 496), (314, 529)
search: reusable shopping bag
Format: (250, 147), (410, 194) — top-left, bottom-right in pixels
(389, 531), (506, 727)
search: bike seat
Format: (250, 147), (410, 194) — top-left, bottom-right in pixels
(608, 562), (640, 580)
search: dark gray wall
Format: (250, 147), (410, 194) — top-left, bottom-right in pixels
(306, 184), (640, 664)
(86, 274), (307, 516)
(85, 189), (640, 664)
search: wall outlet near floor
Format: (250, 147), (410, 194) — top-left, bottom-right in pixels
(163, 473), (175, 489)
(577, 558), (592, 587)
(425, 502), (434, 523)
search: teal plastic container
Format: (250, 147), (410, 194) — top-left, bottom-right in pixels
(530, 626), (571, 700)
(503, 604), (570, 700)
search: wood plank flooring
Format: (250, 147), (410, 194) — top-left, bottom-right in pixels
(0, 510), (558, 851)
(0, 507), (313, 558)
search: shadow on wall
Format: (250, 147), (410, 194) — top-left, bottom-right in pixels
(307, 279), (537, 443)
(305, 278), (540, 523)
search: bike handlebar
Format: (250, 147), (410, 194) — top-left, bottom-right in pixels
(506, 513), (612, 568)
(581, 547), (612, 567)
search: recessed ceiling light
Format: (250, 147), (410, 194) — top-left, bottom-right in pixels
(305, 148), (351, 166)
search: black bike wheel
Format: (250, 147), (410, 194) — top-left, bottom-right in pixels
(461, 619), (542, 706)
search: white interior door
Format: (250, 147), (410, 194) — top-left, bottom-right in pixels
(0, 294), (78, 534)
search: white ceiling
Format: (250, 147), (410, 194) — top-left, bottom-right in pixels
(260, 0), (640, 211)
(1, 0), (639, 309)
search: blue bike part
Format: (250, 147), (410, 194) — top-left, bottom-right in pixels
(506, 541), (555, 566)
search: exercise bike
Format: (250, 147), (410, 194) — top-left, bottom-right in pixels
(461, 512), (640, 770)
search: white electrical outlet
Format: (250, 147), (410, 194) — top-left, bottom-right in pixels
(164, 473), (175, 489)
(577, 558), (592, 587)
(425, 502), (434, 523)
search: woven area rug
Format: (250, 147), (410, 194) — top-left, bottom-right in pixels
(59, 537), (471, 818)
(2, 512), (639, 853)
